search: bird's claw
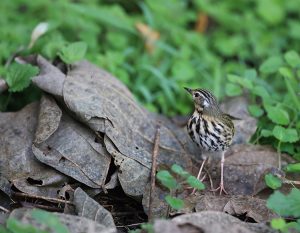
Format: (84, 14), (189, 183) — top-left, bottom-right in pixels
(211, 183), (228, 195)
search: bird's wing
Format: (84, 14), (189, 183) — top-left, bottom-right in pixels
(225, 113), (242, 120)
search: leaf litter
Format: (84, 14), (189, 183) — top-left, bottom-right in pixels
(0, 56), (296, 232)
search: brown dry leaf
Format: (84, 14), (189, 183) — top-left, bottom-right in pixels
(29, 56), (195, 198)
(170, 211), (276, 233)
(142, 182), (169, 218)
(32, 95), (111, 188)
(223, 144), (283, 195)
(136, 22), (160, 53)
(9, 208), (117, 233)
(32, 56), (65, 98)
(195, 13), (208, 33)
(61, 60), (192, 197)
(195, 195), (277, 222)
(0, 177), (11, 211)
(154, 219), (201, 233)
(74, 188), (115, 228)
(0, 102), (69, 198)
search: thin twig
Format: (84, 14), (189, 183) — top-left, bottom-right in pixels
(116, 222), (145, 228)
(148, 124), (161, 222)
(13, 192), (73, 205)
(0, 206), (9, 213)
(282, 178), (300, 185)
(21, 202), (63, 212)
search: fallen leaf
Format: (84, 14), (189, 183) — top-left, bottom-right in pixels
(74, 188), (115, 228)
(195, 195), (277, 222)
(0, 102), (69, 198)
(32, 95), (111, 188)
(171, 211), (277, 233)
(9, 208), (117, 233)
(29, 56), (194, 198)
(223, 144), (284, 195)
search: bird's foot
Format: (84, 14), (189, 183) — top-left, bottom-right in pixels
(211, 182), (228, 195)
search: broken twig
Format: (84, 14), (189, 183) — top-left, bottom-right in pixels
(13, 192), (73, 205)
(148, 124), (161, 222)
(0, 206), (9, 213)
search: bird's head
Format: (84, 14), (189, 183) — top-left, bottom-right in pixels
(184, 87), (219, 114)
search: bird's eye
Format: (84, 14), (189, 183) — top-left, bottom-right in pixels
(194, 93), (200, 98)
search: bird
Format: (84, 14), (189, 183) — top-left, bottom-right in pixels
(184, 87), (236, 195)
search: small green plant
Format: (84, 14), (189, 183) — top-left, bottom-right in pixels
(5, 63), (39, 93)
(58, 41), (87, 65)
(156, 164), (205, 210)
(1, 62), (40, 111)
(1, 209), (69, 233)
(264, 174), (282, 190)
(227, 51), (300, 170)
(267, 188), (300, 232)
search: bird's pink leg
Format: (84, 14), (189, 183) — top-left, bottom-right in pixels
(191, 157), (207, 195)
(212, 151), (228, 195)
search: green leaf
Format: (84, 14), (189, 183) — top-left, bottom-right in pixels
(6, 218), (47, 233)
(267, 188), (300, 217)
(6, 63), (39, 92)
(272, 126), (299, 143)
(165, 195), (184, 210)
(261, 129), (273, 137)
(257, 0), (284, 25)
(171, 164), (190, 178)
(279, 67), (293, 79)
(186, 176), (205, 190)
(259, 56), (283, 73)
(264, 174), (282, 189)
(284, 50), (300, 68)
(140, 223), (154, 233)
(271, 218), (286, 230)
(252, 86), (270, 100)
(59, 41), (87, 64)
(285, 163), (300, 173)
(156, 170), (178, 190)
(248, 105), (264, 117)
(31, 209), (69, 233)
(265, 105), (289, 125)
(227, 74), (253, 89)
(225, 83), (242, 96)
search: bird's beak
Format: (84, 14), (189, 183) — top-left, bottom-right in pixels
(184, 87), (193, 94)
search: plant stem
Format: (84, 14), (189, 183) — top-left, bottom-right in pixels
(277, 140), (282, 170)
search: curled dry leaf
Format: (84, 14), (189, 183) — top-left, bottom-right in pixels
(30, 56), (194, 198)
(32, 95), (111, 188)
(195, 195), (277, 222)
(142, 181), (169, 218)
(0, 102), (69, 198)
(32, 56), (65, 98)
(74, 188), (115, 228)
(9, 208), (117, 233)
(222, 144), (284, 195)
(170, 211), (276, 233)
